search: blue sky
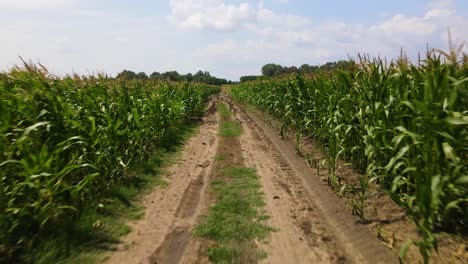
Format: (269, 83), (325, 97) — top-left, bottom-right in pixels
(0, 0), (467, 80)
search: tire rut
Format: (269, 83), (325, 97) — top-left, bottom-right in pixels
(227, 96), (397, 264)
(175, 166), (209, 219)
(105, 96), (220, 264)
(150, 228), (191, 264)
(107, 95), (397, 264)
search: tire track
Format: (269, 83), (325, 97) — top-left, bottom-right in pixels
(106, 97), (220, 264)
(227, 96), (396, 264)
(106, 95), (397, 264)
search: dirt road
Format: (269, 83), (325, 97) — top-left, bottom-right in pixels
(105, 95), (396, 264)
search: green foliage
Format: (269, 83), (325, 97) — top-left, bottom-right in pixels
(231, 48), (468, 263)
(146, 70), (230, 85)
(136, 72), (148, 79)
(260, 60), (355, 78)
(117, 69), (231, 85)
(160, 70), (183, 82)
(261, 63), (284, 77)
(219, 122), (243, 137)
(214, 155), (227, 161)
(217, 102), (231, 118)
(239, 75), (260, 83)
(0, 63), (220, 262)
(115, 69), (139, 80)
(191, 70), (230, 85)
(194, 167), (272, 263)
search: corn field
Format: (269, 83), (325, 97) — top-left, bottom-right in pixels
(0, 64), (219, 260)
(230, 49), (468, 262)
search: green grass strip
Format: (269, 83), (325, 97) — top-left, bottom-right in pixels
(217, 102), (231, 118)
(194, 167), (272, 263)
(214, 155), (227, 161)
(219, 121), (243, 137)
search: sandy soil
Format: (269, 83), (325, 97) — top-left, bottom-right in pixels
(241, 101), (468, 264)
(105, 98), (219, 264)
(226, 96), (395, 264)
(105, 95), (400, 264)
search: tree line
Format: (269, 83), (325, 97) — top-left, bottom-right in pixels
(240, 60), (354, 82)
(116, 60), (355, 84)
(116, 69), (232, 85)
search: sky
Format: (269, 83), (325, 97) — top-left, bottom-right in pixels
(0, 0), (467, 80)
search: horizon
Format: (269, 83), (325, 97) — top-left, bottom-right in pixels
(1, 0), (467, 81)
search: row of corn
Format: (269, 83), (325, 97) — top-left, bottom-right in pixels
(230, 49), (467, 262)
(0, 63), (220, 260)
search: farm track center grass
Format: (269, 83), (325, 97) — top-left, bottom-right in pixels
(194, 102), (272, 263)
(219, 122), (243, 138)
(194, 167), (273, 263)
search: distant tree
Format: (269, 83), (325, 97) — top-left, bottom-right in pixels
(261, 63), (284, 77)
(150, 71), (161, 79)
(192, 70), (204, 82)
(257, 60), (356, 78)
(299, 64), (318, 74)
(137, 72), (148, 79)
(193, 70), (204, 78)
(319, 60), (354, 72)
(185, 73), (193, 82)
(116, 70), (138, 80)
(124, 69), (229, 84)
(240, 75), (259, 82)
(283, 66), (298, 74)
(188, 70), (228, 85)
(162, 71), (182, 81)
(210, 77), (228, 85)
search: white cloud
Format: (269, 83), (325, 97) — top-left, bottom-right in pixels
(171, 0), (465, 66)
(370, 14), (437, 35)
(256, 0), (465, 58)
(169, 0), (311, 31)
(427, 0), (454, 15)
(189, 0), (467, 79)
(169, 0), (256, 31)
(368, 0), (467, 49)
(369, 0), (456, 37)
(0, 0), (72, 9)
(1, 0), (467, 81)
(256, 4), (311, 28)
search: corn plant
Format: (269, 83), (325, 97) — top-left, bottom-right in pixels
(0, 63), (219, 262)
(230, 47), (467, 263)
